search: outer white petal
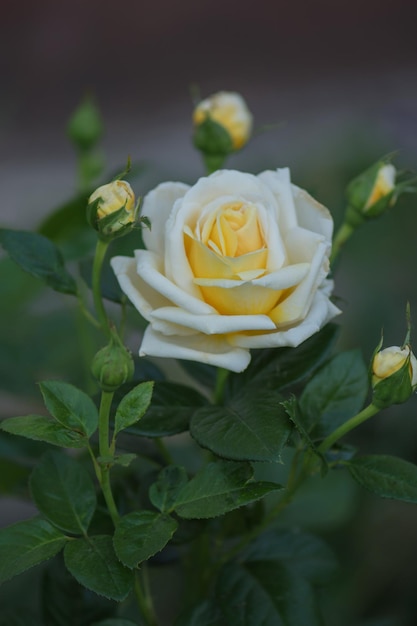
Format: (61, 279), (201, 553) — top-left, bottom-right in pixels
(291, 185), (333, 242)
(141, 182), (189, 253)
(230, 284), (341, 349)
(111, 254), (170, 321)
(150, 307), (276, 334)
(258, 168), (298, 235)
(135, 249), (215, 315)
(139, 326), (251, 372)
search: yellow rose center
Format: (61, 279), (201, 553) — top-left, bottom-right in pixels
(184, 201), (283, 316)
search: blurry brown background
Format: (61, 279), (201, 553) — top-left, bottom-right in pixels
(1, 1), (417, 624)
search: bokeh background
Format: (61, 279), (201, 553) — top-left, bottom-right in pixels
(1, 1), (417, 624)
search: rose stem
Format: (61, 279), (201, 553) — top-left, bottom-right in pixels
(92, 238), (111, 337)
(317, 403), (380, 454)
(330, 221), (355, 266)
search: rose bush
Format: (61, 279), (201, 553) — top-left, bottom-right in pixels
(111, 169), (340, 372)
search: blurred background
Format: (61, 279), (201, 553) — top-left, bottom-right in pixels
(1, 0), (417, 624)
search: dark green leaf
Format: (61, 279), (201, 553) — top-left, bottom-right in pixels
(242, 530), (338, 584)
(299, 350), (368, 437)
(114, 381), (154, 435)
(127, 382), (208, 437)
(0, 517), (67, 583)
(1, 414), (88, 448)
(149, 465), (189, 513)
(215, 560), (324, 626)
(282, 397), (327, 474)
(41, 554), (117, 626)
(173, 461), (282, 519)
(191, 390), (291, 462)
(64, 535), (133, 601)
(0, 229), (77, 294)
(39, 380), (98, 437)
(225, 322), (340, 398)
(113, 511), (178, 568)
(29, 451), (97, 534)
(347, 455), (417, 503)
(175, 600), (227, 626)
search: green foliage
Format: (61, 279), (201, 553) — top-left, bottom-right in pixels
(1, 414), (89, 448)
(0, 229), (77, 295)
(29, 451), (97, 535)
(39, 380), (98, 438)
(299, 349), (368, 437)
(0, 517), (67, 583)
(171, 460), (282, 519)
(347, 455), (417, 502)
(113, 511), (178, 568)
(64, 536), (133, 601)
(149, 465), (189, 513)
(114, 381), (154, 435)
(191, 389), (291, 462)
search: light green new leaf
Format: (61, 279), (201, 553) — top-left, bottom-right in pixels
(29, 451), (97, 535)
(173, 461), (282, 519)
(113, 511), (178, 568)
(149, 465), (189, 513)
(347, 455), (417, 503)
(299, 350), (368, 437)
(191, 390), (291, 462)
(39, 380), (98, 437)
(114, 381), (154, 435)
(0, 517), (67, 583)
(1, 414), (88, 448)
(64, 535), (133, 601)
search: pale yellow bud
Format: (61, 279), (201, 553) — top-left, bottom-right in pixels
(193, 91), (253, 150)
(89, 180), (135, 222)
(372, 345), (417, 387)
(364, 164), (396, 211)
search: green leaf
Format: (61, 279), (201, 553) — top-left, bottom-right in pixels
(113, 511), (178, 568)
(299, 350), (368, 437)
(0, 229), (77, 294)
(191, 390), (291, 462)
(225, 322), (340, 398)
(1, 414), (88, 448)
(282, 397), (327, 474)
(347, 455), (417, 503)
(175, 600), (227, 626)
(29, 451), (97, 534)
(39, 380), (98, 437)
(172, 461), (282, 519)
(242, 530), (338, 584)
(177, 360), (218, 390)
(114, 381), (154, 435)
(41, 554), (117, 626)
(91, 621), (139, 626)
(127, 382), (208, 437)
(0, 517), (67, 583)
(149, 465), (189, 513)
(214, 560), (324, 626)
(64, 535), (133, 601)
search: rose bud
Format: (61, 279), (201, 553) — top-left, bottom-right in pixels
(87, 180), (138, 240)
(193, 92), (253, 171)
(91, 336), (135, 392)
(345, 159), (397, 227)
(371, 345), (417, 408)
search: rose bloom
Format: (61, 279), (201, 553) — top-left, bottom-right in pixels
(89, 180), (135, 223)
(193, 92), (252, 150)
(111, 169), (341, 372)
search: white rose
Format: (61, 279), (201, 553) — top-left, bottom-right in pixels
(111, 169), (341, 372)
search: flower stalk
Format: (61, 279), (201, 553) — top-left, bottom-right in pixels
(92, 238), (111, 337)
(318, 403), (380, 454)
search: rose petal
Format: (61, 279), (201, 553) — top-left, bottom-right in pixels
(230, 284), (341, 349)
(150, 306), (277, 334)
(292, 185), (333, 241)
(142, 182), (189, 253)
(139, 326), (251, 372)
(258, 168), (298, 234)
(135, 250), (215, 315)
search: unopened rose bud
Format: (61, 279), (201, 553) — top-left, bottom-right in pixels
(91, 336), (135, 392)
(371, 345), (417, 408)
(345, 159), (396, 227)
(87, 180), (138, 240)
(193, 92), (252, 171)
